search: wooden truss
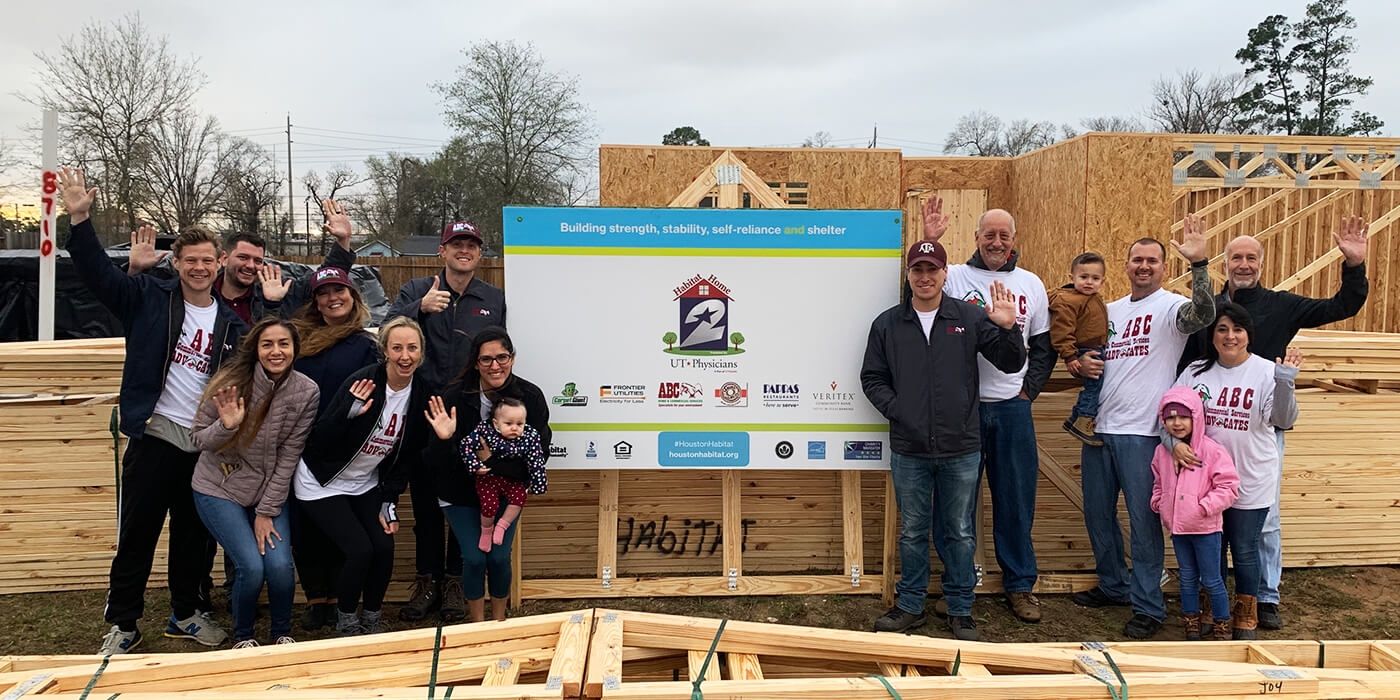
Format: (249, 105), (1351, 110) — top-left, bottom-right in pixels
(666, 150), (789, 209)
(1173, 135), (1400, 190)
(7, 609), (1400, 699)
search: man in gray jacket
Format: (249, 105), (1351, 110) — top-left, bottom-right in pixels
(386, 221), (505, 622)
(861, 238), (1026, 641)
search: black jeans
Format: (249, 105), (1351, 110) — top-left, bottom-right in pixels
(104, 435), (215, 626)
(298, 489), (395, 614)
(409, 462), (461, 579)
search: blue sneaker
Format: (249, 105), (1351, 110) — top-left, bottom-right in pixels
(98, 625), (142, 655)
(164, 610), (228, 646)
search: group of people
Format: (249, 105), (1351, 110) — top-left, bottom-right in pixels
(59, 168), (549, 655)
(862, 197), (1369, 641)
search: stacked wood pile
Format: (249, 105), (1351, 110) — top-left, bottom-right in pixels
(5, 609), (1400, 698)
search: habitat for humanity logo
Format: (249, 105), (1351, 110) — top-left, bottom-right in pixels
(811, 381), (856, 412)
(761, 383), (800, 408)
(662, 274), (746, 368)
(715, 382), (748, 407)
(551, 382), (588, 406)
(599, 384), (647, 404)
(657, 381), (704, 407)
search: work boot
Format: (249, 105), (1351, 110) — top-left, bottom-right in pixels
(1257, 602), (1283, 630)
(1063, 416), (1104, 447)
(440, 575), (466, 622)
(1005, 592), (1042, 623)
(947, 615), (980, 641)
(1182, 612), (1202, 641)
(1211, 617), (1232, 640)
(1198, 590), (1215, 636)
(399, 574), (440, 621)
(874, 606), (926, 633)
(1071, 587), (1130, 608)
(1232, 594), (1258, 640)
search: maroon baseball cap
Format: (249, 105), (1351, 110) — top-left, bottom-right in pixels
(441, 221), (483, 245)
(906, 239), (947, 269)
(311, 266), (352, 292)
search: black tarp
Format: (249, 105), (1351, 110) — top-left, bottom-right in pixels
(0, 250), (389, 342)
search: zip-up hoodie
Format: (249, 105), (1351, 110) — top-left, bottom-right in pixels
(386, 271), (506, 387)
(66, 218), (247, 437)
(191, 366), (320, 517)
(1150, 386), (1240, 535)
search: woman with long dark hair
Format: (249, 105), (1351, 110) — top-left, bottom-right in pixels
(282, 265), (380, 630)
(423, 325), (551, 622)
(191, 318), (320, 648)
(1174, 303), (1301, 639)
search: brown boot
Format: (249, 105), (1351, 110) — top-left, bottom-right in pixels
(1062, 416), (1104, 447)
(1211, 616), (1232, 640)
(1182, 612), (1202, 641)
(399, 574), (440, 621)
(1198, 589), (1214, 637)
(1232, 594), (1258, 640)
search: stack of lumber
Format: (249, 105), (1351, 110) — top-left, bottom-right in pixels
(0, 338), (124, 396)
(6, 609), (1400, 698)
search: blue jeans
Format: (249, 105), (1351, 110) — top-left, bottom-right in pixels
(1221, 507), (1268, 597)
(978, 397), (1039, 592)
(1070, 346), (1106, 420)
(1081, 433), (1165, 620)
(1258, 428), (1285, 604)
(1172, 533), (1228, 620)
(889, 451), (981, 617)
(192, 491), (294, 640)
(443, 501), (519, 600)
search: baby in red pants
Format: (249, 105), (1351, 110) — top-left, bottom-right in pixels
(459, 397), (547, 552)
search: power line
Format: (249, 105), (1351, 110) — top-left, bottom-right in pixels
(297, 125), (446, 144)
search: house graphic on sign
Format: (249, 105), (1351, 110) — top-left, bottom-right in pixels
(673, 274), (733, 352)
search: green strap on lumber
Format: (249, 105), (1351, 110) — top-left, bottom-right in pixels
(951, 650), (961, 676)
(690, 618), (727, 700)
(1085, 651), (1129, 700)
(427, 622), (444, 699)
(865, 674), (905, 700)
(77, 656), (111, 700)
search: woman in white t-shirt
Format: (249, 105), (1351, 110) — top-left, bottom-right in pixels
(293, 317), (438, 636)
(1174, 303), (1301, 640)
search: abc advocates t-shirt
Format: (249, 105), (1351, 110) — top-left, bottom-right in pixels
(295, 382), (412, 500)
(1095, 289), (1191, 436)
(151, 301), (219, 428)
(1175, 356), (1280, 510)
(943, 265), (1049, 401)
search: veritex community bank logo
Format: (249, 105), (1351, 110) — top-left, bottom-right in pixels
(662, 274), (746, 371)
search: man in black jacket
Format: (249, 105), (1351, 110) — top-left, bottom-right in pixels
(861, 239), (1026, 641)
(61, 168), (247, 654)
(386, 221), (505, 622)
(1176, 216), (1369, 630)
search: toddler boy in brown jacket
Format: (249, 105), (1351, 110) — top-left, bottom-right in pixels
(1048, 252), (1109, 446)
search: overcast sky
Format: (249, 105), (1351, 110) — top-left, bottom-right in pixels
(2, 0), (1397, 225)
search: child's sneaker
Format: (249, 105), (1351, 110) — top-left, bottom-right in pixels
(165, 611), (228, 647)
(1063, 416), (1104, 447)
(98, 625), (142, 655)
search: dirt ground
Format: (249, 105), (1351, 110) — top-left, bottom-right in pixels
(4, 566), (1398, 656)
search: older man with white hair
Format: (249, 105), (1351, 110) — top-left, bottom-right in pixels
(1176, 216), (1369, 631)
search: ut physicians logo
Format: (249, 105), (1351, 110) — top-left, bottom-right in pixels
(1193, 383), (1212, 404)
(662, 273), (747, 355)
(961, 289), (987, 308)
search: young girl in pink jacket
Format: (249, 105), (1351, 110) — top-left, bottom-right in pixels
(1151, 386), (1240, 640)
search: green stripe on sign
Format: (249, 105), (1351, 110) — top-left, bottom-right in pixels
(550, 423), (888, 432)
(503, 246), (900, 258)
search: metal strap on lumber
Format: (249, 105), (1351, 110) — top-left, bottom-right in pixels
(0, 674), (53, 700)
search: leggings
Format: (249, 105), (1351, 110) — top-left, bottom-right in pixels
(297, 488), (394, 614)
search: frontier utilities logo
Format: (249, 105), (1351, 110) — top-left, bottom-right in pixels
(661, 274), (746, 369)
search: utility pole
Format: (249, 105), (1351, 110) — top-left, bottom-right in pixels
(869, 123), (878, 148)
(286, 113), (294, 249)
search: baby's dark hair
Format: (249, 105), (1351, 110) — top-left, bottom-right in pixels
(1071, 252), (1105, 270)
(490, 396), (527, 421)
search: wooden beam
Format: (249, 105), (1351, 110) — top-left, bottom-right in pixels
(687, 650), (721, 683)
(881, 473), (898, 608)
(724, 653), (764, 680)
(667, 156), (722, 208)
(722, 470), (742, 581)
(840, 471), (864, 586)
(1247, 643), (1288, 666)
(545, 612), (592, 698)
(597, 470), (619, 583)
(480, 656), (522, 686)
(584, 611), (622, 698)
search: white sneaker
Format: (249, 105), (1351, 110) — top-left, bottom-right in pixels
(98, 625), (142, 655)
(232, 639), (260, 649)
(164, 611), (228, 647)
(275, 635), (296, 645)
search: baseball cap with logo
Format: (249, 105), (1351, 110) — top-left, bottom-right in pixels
(441, 221), (483, 245)
(310, 266), (352, 292)
(905, 239), (947, 269)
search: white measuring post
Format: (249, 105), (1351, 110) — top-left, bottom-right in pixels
(38, 109), (58, 341)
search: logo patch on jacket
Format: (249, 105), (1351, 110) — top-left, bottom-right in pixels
(473, 309), (492, 316)
(946, 326), (965, 334)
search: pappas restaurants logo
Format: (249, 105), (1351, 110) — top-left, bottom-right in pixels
(551, 382), (589, 406)
(661, 274), (747, 358)
(761, 383), (800, 408)
(657, 381), (704, 407)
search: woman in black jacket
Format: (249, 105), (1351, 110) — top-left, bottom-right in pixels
(293, 316), (437, 635)
(424, 326), (550, 622)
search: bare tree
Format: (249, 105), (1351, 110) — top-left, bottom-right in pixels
(1081, 115), (1144, 132)
(943, 111), (1005, 156)
(1002, 120), (1064, 155)
(22, 13), (203, 242)
(142, 110), (237, 232)
(302, 165), (364, 253)
(434, 40), (596, 240)
(220, 138), (282, 240)
(1148, 70), (1250, 134)
(801, 130), (834, 148)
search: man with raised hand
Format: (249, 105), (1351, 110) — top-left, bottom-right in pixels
(1175, 216), (1368, 631)
(1072, 214), (1215, 639)
(61, 168), (247, 654)
(861, 238), (1026, 641)
(923, 197), (1055, 625)
(387, 220), (505, 623)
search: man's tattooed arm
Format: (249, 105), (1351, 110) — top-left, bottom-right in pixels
(1176, 263), (1216, 334)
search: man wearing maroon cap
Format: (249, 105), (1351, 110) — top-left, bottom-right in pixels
(860, 237), (1025, 641)
(386, 219), (505, 623)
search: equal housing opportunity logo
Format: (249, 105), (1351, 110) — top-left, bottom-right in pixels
(661, 274), (746, 365)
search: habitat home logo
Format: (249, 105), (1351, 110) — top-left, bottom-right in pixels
(661, 274), (745, 372)
(811, 381), (856, 412)
(551, 382), (588, 406)
(761, 383), (800, 408)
